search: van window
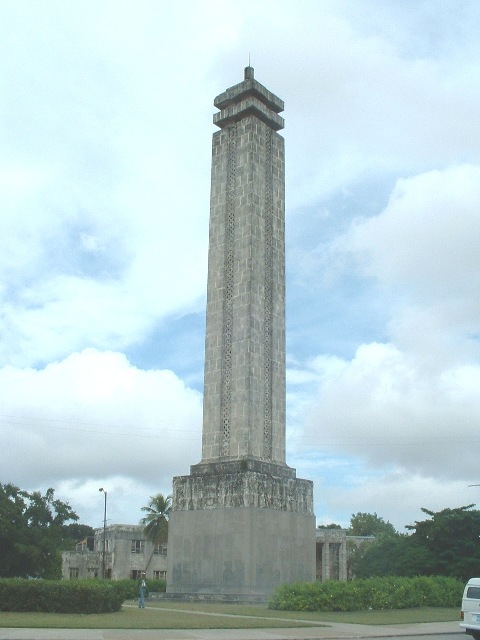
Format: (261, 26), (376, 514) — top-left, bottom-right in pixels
(467, 586), (480, 599)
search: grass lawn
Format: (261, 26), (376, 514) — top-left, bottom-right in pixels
(0, 601), (460, 629)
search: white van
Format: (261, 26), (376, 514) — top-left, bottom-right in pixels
(461, 578), (480, 639)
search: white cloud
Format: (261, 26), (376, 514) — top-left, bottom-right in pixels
(344, 165), (480, 299)
(268, 3), (480, 207)
(315, 469), (474, 532)
(299, 250), (480, 525)
(1, 349), (202, 493)
(55, 476), (173, 530)
(337, 164), (480, 365)
(305, 341), (480, 477)
(0, 1), (229, 367)
(294, 162), (480, 527)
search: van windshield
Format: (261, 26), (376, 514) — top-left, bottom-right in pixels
(467, 586), (480, 599)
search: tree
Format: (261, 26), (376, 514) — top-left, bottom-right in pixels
(347, 512), (397, 537)
(354, 505), (480, 580)
(406, 505), (480, 580)
(140, 493), (172, 546)
(63, 523), (95, 550)
(0, 483), (28, 577)
(354, 534), (429, 577)
(346, 512), (398, 578)
(0, 483), (79, 578)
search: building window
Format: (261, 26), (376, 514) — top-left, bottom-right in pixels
(154, 570), (166, 579)
(87, 568), (98, 579)
(131, 539), (145, 554)
(154, 543), (167, 555)
(96, 538), (111, 553)
(75, 539), (88, 552)
(69, 568), (79, 579)
(131, 569), (144, 580)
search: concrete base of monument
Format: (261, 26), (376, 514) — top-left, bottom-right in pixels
(166, 467), (315, 600)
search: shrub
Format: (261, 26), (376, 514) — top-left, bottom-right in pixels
(0, 579), (126, 613)
(115, 578), (167, 599)
(268, 576), (463, 611)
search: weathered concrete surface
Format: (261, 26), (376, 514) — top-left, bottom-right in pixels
(168, 506), (314, 597)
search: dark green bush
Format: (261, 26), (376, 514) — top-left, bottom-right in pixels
(0, 579), (126, 613)
(268, 576), (463, 611)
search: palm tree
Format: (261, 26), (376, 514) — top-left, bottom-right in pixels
(140, 493), (172, 547)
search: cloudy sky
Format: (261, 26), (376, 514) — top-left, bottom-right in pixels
(2, 0), (480, 534)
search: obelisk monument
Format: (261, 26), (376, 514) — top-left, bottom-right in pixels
(167, 67), (315, 599)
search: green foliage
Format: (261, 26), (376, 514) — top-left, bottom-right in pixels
(355, 535), (415, 577)
(268, 576), (463, 612)
(0, 579), (126, 613)
(317, 523), (343, 529)
(115, 578), (167, 599)
(356, 505), (480, 580)
(346, 538), (371, 580)
(62, 524), (95, 550)
(347, 512), (397, 537)
(406, 505), (480, 580)
(0, 483), (80, 579)
(345, 512), (396, 579)
(140, 493), (172, 546)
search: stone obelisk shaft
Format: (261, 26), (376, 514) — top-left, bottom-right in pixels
(201, 66), (286, 465)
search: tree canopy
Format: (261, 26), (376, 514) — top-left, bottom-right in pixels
(347, 512), (397, 537)
(0, 483), (79, 578)
(355, 504), (480, 580)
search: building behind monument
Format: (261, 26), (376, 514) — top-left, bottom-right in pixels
(61, 524), (167, 581)
(62, 525), (374, 583)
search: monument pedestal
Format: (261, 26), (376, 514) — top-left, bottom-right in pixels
(167, 460), (315, 599)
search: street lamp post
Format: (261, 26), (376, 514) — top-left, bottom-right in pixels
(99, 488), (107, 579)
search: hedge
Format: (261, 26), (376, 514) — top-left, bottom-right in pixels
(116, 578), (167, 599)
(268, 576), (464, 611)
(0, 579), (126, 613)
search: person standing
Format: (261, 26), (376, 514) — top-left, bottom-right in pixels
(138, 577), (146, 608)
